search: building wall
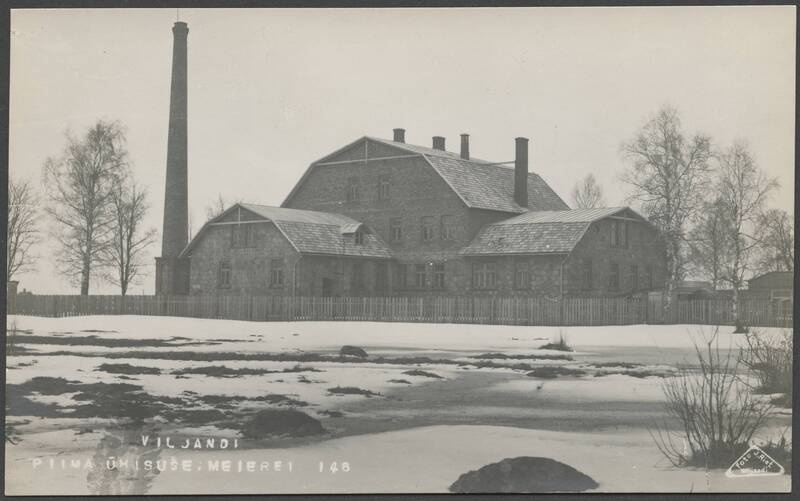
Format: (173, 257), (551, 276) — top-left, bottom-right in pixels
(284, 144), (520, 295)
(564, 218), (666, 296)
(462, 255), (564, 297)
(187, 221), (300, 295)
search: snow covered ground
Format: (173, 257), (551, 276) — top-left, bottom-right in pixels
(5, 315), (792, 494)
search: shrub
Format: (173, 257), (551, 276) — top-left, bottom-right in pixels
(739, 329), (792, 405)
(650, 327), (774, 468)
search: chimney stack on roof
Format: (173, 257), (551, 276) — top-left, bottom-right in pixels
(460, 134), (470, 160)
(432, 136), (446, 151)
(393, 128), (406, 143)
(514, 137), (529, 208)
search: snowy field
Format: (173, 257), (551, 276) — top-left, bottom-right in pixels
(5, 315), (792, 494)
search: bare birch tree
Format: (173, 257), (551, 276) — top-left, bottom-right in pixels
(101, 180), (158, 295)
(42, 120), (129, 295)
(754, 208), (793, 273)
(7, 177), (40, 282)
(571, 174), (606, 209)
(715, 141), (778, 330)
(621, 106), (711, 316)
(687, 197), (731, 290)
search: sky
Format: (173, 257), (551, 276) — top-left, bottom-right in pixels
(9, 6), (796, 294)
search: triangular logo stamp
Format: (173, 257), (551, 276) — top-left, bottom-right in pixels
(725, 445), (785, 477)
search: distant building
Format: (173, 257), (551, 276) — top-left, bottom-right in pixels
(745, 271), (793, 300)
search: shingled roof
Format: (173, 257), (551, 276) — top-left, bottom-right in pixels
(461, 207), (646, 256)
(181, 203), (392, 259)
(366, 137), (569, 213)
(282, 136), (568, 213)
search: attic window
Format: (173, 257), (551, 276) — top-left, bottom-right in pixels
(354, 231), (365, 245)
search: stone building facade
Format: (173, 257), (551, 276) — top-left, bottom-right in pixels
(178, 130), (666, 297)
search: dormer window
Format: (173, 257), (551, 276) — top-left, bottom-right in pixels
(354, 231), (365, 245)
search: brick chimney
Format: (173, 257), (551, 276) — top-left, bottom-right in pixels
(460, 134), (470, 160)
(156, 21), (191, 295)
(393, 128), (405, 143)
(514, 137), (529, 208)
(432, 136), (445, 151)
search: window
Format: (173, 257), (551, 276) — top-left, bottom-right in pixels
(610, 221), (619, 248)
(415, 264), (427, 289)
(432, 263), (446, 289)
(346, 177), (361, 202)
(441, 215), (456, 240)
(630, 264), (639, 291)
(645, 265), (654, 290)
(217, 260), (232, 289)
(514, 259), (530, 289)
(354, 231), (364, 245)
(608, 262), (620, 291)
(621, 222), (629, 249)
(231, 224), (253, 248)
(376, 262), (389, 292)
(269, 258), (285, 287)
(582, 259), (593, 290)
(421, 216), (435, 241)
(378, 175), (390, 200)
(351, 262), (365, 293)
(473, 262), (497, 290)
(390, 218), (402, 242)
(611, 220), (629, 249)
(394, 263), (408, 289)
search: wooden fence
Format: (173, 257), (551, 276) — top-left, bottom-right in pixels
(6, 294), (793, 328)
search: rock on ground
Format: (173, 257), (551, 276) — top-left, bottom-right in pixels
(449, 456), (598, 493)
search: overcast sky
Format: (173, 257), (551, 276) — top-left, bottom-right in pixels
(10, 6), (796, 294)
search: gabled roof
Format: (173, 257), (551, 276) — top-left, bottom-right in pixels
(180, 203), (392, 259)
(282, 136), (569, 213)
(460, 207), (649, 256)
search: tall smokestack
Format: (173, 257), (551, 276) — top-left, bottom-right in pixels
(156, 21), (190, 295)
(393, 128), (405, 143)
(460, 134), (470, 160)
(432, 136), (445, 151)
(162, 21), (189, 258)
(514, 137), (529, 208)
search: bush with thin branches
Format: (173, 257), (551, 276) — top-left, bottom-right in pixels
(739, 328), (792, 406)
(650, 327), (773, 468)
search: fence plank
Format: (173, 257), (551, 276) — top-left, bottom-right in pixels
(6, 294), (792, 328)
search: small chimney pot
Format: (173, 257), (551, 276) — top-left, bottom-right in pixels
(514, 137), (529, 208)
(460, 134), (470, 160)
(393, 128), (406, 143)
(432, 136), (446, 151)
